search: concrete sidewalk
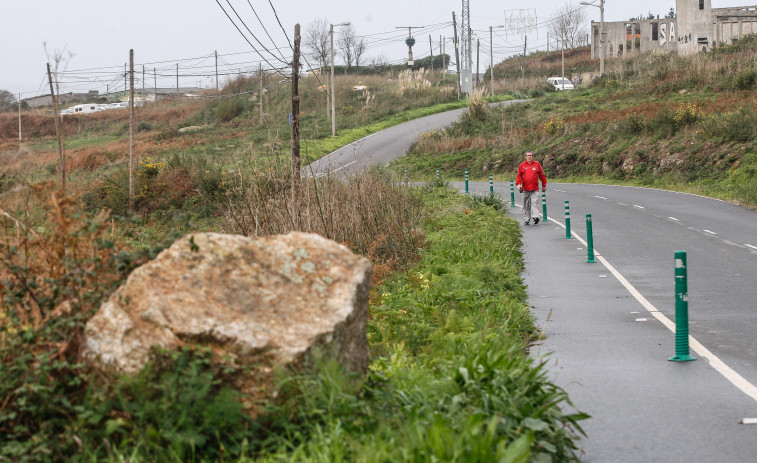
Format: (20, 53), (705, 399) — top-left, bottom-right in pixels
(509, 210), (757, 462)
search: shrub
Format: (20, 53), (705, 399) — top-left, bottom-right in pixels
(216, 98), (244, 122)
(699, 105), (757, 142)
(136, 121), (152, 132)
(618, 113), (645, 135)
(731, 69), (757, 90)
(0, 189), (150, 461)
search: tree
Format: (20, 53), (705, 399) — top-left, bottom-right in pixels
(337, 24), (366, 69)
(549, 2), (587, 49)
(304, 18), (330, 71)
(665, 8), (676, 18)
(354, 37), (366, 67)
(0, 89), (15, 112)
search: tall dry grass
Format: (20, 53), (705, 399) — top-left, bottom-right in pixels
(225, 166), (425, 282)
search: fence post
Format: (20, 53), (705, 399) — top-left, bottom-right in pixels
(565, 200), (572, 239)
(669, 251), (696, 362)
(586, 214), (596, 263)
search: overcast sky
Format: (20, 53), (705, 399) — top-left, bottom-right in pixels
(0, 0), (747, 98)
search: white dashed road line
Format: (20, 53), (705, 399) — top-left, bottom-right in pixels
(703, 229), (718, 235)
(547, 214), (757, 404)
(746, 244), (757, 251)
(633, 205), (645, 209)
(668, 217), (680, 221)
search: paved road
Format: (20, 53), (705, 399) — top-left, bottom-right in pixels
(457, 181), (757, 462)
(304, 100), (526, 178)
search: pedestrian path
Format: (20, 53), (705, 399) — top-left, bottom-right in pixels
(511, 206), (757, 462)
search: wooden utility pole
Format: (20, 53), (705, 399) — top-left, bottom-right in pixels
(176, 63), (179, 94)
(476, 39), (480, 87)
(129, 49), (135, 211)
(441, 36), (445, 74)
(154, 68), (158, 108)
(429, 35), (434, 73)
(452, 12), (462, 99)
(215, 50), (219, 91)
(521, 35), (527, 85)
(17, 93), (22, 142)
(291, 24), (301, 213)
(46, 63), (65, 190)
(259, 63), (264, 124)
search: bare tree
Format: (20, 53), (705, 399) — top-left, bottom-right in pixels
(354, 38), (366, 67)
(337, 24), (359, 69)
(0, 89), (15, 112)
(549, 2), (587, 49)
(304, 18), (330, 71)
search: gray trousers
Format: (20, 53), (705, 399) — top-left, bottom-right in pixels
(522, 190), (541, 222)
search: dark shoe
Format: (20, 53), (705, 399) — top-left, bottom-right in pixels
(524, 220), (530, 225)
(533, 217), (540, 225)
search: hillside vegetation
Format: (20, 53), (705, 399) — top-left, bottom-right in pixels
(396, 37), (757, 208)
(1, 36), (756, 460)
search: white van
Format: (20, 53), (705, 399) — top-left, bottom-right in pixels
(547, 77), (574, 91)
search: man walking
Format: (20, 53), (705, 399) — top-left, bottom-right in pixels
(516, 150), (547, 225)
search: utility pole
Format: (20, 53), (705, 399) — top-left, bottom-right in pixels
(441, 36), (445, 74)
(476, 39), (480, 87)
(561, 36), (566, 89)
(521, 35), (527, 85)
(460, 0), (472, 93)
(490, 25), (504, 96)
(129, 49), (135, 212)
(142, 65), (145, 97)
(547, 31), (550, 52)
(215, 50), (219, 91)
(452, 12), (462, 99)
(291, 24), (302, 213)
(429, 35), (434, 73)
(18, 93), (22, 142)
(259, 63), (264, 124)
(153, 68), (157, 108)
(176, 63), (179, 94)
(47, 63), (65, 190)
(331, 22), (350, 136)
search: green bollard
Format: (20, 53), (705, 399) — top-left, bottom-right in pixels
(565, 201), (572, 239)
(586, 214), (596, 263)
(404, 168), (408, 187)
(465, 169), (469, 194)
(436, 168), (440, 180)
(669, 251), (696, 362)
(489, 174), (494, 198)
(542, 191), (547, 221)
(510, 180), (515, 207)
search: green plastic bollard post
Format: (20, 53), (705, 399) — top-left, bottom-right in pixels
(542, 191), (547, 221)
(586, 214), (596, 263)
(489, 174), (494, 197)
(565, 200), (572, 239)
(670, 251), (696, 362)
(436, 168), (440, 180)
(510, 180), (515, 207)
(465, 169), (469, 194)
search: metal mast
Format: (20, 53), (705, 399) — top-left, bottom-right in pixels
(460, 0), (472, 93)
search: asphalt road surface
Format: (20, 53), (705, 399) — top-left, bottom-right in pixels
(457, 181), (757, 462)
(303, 100), (526, 178)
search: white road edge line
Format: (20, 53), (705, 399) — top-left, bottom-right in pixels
(668, 217), (679, 221)
(745, 244), (757, 251)
(633, 205), (645, 209)
(703, 229), (718, 235)
(547, 215), (757, 403)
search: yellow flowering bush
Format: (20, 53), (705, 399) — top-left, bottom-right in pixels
(543, 117), (565, 135)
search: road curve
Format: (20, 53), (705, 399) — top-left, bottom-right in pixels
(303, 99), (526, 178)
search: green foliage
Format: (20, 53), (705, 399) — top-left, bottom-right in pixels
(82, 346), (250, 461)
(730, 69), (757, 90)
(216, 97), (245, 122)
(137, 121), (152, 132)
(699, 105), (757, 142)
(251, 186), (586, 461)
(0, 193), (157, 462)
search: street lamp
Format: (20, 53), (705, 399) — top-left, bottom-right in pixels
(580, 0), (604, 77)
(330, 21), (350, 136)
(489, 25), (504, 96)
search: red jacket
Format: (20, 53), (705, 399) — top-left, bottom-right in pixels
(516, 160), (547, 191)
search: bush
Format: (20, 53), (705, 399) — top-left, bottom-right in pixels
(216, 98), (245, 122)
(731, 69), (757, 90)
(699, 105), (757, 142)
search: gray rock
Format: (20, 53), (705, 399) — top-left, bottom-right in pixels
(84, 232), (371, 414)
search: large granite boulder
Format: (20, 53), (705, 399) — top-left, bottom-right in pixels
(84, 232), (371, 413)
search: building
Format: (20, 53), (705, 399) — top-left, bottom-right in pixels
(588, 0), (757, 60)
